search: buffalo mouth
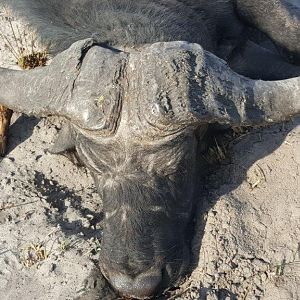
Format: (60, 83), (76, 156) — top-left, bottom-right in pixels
(100, 263), (163, 299)
(99, 241), (190, 299)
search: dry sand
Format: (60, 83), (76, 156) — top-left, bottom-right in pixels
(0, 7), (299, 300)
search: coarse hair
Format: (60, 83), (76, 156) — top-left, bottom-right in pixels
(3, 0), (210, 54)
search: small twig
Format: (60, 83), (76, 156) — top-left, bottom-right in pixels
(7, 17), (21, 56)
(166, 283), (193, 300)
(0, 200), (38, 212)
(16, 23), (26, 54)
(22, 27), (30, 54)
(0, 29), (19, 59)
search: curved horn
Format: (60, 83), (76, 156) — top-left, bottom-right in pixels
(132, 42), (300, 128)
(0, 39), (94, 114)
(0, 38), (127, 131)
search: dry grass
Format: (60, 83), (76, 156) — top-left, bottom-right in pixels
(83, 237), (102, 256)
(203, 133), (232, 165)
(19, 230), (72, 268)
(208, 138), (227, 163)
(58, 237), (82, 254)
(0, 7), (48, 70)
(18, 50), (48, 70)
(270, 244), (300, 287)
(247, 164), (267, 189)
(20, 242), (48, 267)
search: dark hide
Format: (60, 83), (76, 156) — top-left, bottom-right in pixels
(5, 0), (300, 79)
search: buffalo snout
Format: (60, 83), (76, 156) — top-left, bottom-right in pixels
(103, 266), (162, 299)
(96, 172), (194, 298)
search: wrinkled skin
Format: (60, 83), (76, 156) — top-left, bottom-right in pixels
(0, 0), (300, 298)
(51, 67), (204, 295)
(91, 132), (197, 295)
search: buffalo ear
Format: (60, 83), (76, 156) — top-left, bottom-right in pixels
(48, 123), (82, 166)
(48, 123), (76, 155)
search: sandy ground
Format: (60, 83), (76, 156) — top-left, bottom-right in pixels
(0, 6), (300, 300)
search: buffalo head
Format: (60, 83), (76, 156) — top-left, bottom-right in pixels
(0, 39), (299, 298)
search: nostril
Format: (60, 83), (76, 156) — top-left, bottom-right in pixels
(109, 271), (162, 299)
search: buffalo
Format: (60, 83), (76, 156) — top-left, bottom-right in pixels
(0, 0), (299, 298)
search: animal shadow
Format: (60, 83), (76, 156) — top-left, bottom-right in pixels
(33, 171), (104, 239)
(6, 115), (40, 155)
